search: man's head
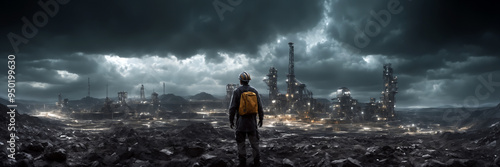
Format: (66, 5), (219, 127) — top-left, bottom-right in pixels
(239, 71), (251, 85)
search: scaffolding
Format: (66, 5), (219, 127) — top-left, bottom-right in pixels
(264, 67), (279, 100)
(263, 67), (287, 115)
(118, 91), (128, 104)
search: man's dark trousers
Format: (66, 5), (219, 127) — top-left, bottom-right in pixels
(236, 130), (260, 163)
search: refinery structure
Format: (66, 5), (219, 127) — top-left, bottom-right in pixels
(263, 42), (317, 120)
(52, 79), (227, 120)
(330, 64), (398, 122)
(49, 41), (398, 123)
(262, 42), (399, 123)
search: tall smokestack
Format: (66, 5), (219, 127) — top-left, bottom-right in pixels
(163, 82), (165, 95)
(287, 42), (295, 97)
(288, 42), (294, 77)
(140, 84), (145, 100)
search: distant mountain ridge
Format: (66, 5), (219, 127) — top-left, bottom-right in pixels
(459, 102), (500, 129)
(0, 98), (32, 114)
(159, 94), (188, 103)
(190, 92), (218, 101)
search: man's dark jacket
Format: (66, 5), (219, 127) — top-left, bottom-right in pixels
(229, 85), (264, 132)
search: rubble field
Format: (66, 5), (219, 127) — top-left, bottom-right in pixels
(1, 107), (500, 166)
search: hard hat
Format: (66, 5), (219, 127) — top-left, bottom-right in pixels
(239, 71), (251, 82)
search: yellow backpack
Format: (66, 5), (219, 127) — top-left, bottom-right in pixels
(239, 91), (258, 115)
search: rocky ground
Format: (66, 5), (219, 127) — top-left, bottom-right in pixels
(1, 104), (500, 166)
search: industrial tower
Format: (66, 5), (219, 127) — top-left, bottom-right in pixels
(118, 91), (128, 104)
(331, 64), (399, 122)
(140, 84), (145, 100)
(380, 63), (398, 120)
(287, 42), (296, 100)
(264, 67), (279, 100)
(57, 93), (63, 107)
(262, 42), (315, 116)
(105, 84), (111, 103)
(225, 83), (238, 108)
(151, 92), (159, 108)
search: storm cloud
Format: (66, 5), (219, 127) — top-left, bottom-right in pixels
(1, 0), (499, 108)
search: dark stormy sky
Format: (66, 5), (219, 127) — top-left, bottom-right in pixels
(1, 0), (500, 108)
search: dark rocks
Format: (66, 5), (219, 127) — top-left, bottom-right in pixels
(16, 159), (32, 167)
(15, 152), (34, 162)
(33, 159), (49, 167)
(422, 154), (432, 159)
(207, 159), (228, 167)
(40, 141), (54, 149)
(86, 152), (102, 162)
(282, 158), (294, 167)
(102, 153), (119, 165)
(131, 159), (151, 167)
(378, 145), (395, 155)
(440, 132), (461, 140)
(162, 158), (190, 167)
(115, 146), (133, 160)
(421, 159), (445, 167)
(71, 143), (87, 152)
(197, 154), (229, 167)
(26, 142), (45, 153)
(331, 158), (362, 167)
(184, 145), (205, 157)
(2, 159), (16, 167)
(177, 122), (221, 139)
(316, 153), (331, 167)
(3, 105), (500, 167)
(444, 159), (479, 167)
(44, 148), (67, 162)
(113, 126), (138, 137)
(90, 160), (100, 167)
(201, 154), (217, 161)
(160, 148), (174, 156)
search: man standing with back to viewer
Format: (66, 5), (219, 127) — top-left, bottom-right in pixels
(229, 71), (264, 167)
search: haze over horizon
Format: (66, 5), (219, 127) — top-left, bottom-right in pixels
(1, 0), (500, 108)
